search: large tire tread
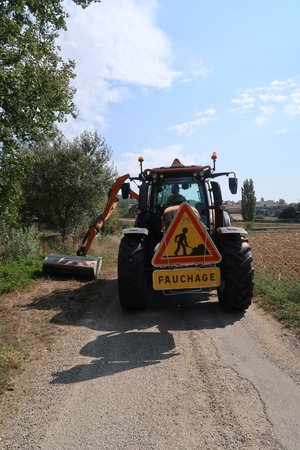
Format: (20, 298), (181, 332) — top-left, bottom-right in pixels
(118, 235), (147, 310)
(217, 235), (254, 311)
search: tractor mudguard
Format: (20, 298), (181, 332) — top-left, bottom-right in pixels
(123, 227), (149, 236)
(217, 226), (248, 235)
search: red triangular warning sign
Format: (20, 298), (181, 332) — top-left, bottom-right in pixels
(152, 202), (221, 267)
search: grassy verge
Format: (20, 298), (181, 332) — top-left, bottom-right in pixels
(254, 271), (300, 333)
(0, 331), (27, 391)
(90, 234), (120, 271)
(0, 256), (47, 391)
(0, 235), (121, 393)
(0, 256), (46, 295)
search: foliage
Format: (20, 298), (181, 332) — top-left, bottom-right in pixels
(0, 256), (45, 294)
(254, 271), (300, 331)
(0, 221), (40, 262)
(0, 0), (101, 146)
(254, 214), (264, 221)
(101, 207), (134, 236)
(0, 0), (101, 224)
(127, 204), (138, 218)
(0, 148), (28, 225)
(241, 178), (256, 221)
(22, 131), (117, 238)
(279, 206), (297, 219)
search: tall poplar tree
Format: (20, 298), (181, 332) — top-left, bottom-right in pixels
(241, 179), (256, 221)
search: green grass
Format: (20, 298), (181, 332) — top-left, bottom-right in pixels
(254, 271), (300, 331)
(0, 256), (46, 294)
(0, 235), (121, 393)
(0, 256), (45, 392)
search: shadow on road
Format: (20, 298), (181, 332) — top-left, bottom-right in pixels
(51, 328), (179, 383)
(27, 278), (246, 385)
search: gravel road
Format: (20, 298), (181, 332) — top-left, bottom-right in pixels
(1, 276), (300, 450)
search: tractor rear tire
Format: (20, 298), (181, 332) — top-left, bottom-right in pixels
(217, 234), (254, 311)
(118, 234), (147, 310)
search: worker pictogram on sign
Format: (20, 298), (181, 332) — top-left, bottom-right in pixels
(152, 202), (221, 267)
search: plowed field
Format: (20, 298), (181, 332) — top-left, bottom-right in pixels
(248, 231), (300, 281)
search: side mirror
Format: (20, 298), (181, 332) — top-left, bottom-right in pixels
(229, 177), (238, 194)
(138, 183), (148, 211)
(121, 182), (130, 199)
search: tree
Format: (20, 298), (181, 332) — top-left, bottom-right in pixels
(0, 0), (102, 145)
(0, 148), (27, 224)
(241, 179), (256, 221)
(23, 131), (116, 238)
(0, 0), (101, 224)
(279, 206), (297, 220)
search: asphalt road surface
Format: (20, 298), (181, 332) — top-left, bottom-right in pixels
(1, 277), (300, 449)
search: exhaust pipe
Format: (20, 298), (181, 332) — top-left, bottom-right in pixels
(43, 254), (102, 280)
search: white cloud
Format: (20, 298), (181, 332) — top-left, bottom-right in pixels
(116, 144), (197, 176)
(260, 106), (275, 116)
(177, 58), (212, 85)
(168, 108), (217, 136)
(59, 117), (96, 138)
(58, 0), (181, 135)
(283, 87), (300, 117)
(230, 79), (300, 124)
(259, 94), (287, 103)
(268, 79), (296, 90)
(231, 92), (255, 111)
(255, 116), (268, 125)
(185, 57), (212, 78)
(255, 106), (274, 125)
(284, 104), (300, 116)
(291, 88), (300, 104)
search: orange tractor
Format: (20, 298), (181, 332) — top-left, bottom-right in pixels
(43, 154), (254, 311)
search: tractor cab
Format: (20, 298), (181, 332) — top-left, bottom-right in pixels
(151, 177), (209, 227)
(133, 159), (212, 238)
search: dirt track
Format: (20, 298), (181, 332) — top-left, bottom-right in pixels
(1, 274), (300, 449)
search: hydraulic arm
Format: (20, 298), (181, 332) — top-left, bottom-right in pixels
(76, 174), (139, 257)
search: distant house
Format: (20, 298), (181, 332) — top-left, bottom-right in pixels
(256, 200), (277, 208)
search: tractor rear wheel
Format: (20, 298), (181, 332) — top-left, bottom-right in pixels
(118, 234), (148, 310)
(217, 234), (254, 311)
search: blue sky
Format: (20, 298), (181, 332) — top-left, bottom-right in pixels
(59, 0), (300, 203)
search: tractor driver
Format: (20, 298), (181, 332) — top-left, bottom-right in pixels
(164, 184), (186, 208)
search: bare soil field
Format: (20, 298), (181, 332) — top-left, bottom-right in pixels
(248, 230), (300, 281)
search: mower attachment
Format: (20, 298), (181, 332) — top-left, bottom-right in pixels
(43, 254), (102, 280)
